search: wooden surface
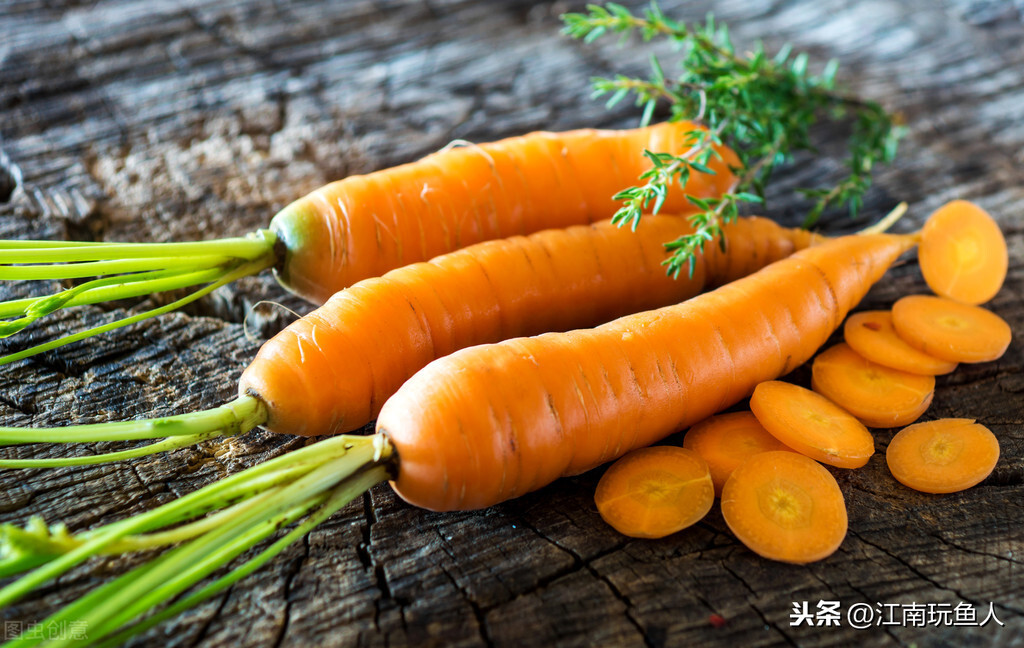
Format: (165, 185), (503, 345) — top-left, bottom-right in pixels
(2, 1), (1023, 646)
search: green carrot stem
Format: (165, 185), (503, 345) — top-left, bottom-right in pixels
(0, 255), (237, 281)
(2, 436), (392, 645)
(0, 230), (274, 263)
(857, 201), (908, 235)
(0, 396), (265, 445)
(0, 254), (274, 366)
(0, 267), (224, 321)
(0, 432), (221, 468)
(94, 471), (382, 648)
(0, 434), (387, 603)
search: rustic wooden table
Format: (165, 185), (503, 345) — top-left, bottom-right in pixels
(1, 1), (1022, 646)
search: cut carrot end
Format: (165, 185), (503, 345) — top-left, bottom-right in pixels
(891, 295), (1012, 363)
(844, 310), (957, 376)
(811, 343), (935, 428)
(886, 419), (999, 493)
(721, 451), (847, 564)
(750, 381), (874, 469)
(683, 412), (792, 496)
(919, 200), (1007, 305)
(594, 446), (714, 539)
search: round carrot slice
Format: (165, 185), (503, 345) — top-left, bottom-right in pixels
(891, 295), (1012, 363)
(721, 451), (848, 564)
(811, 343), (935, 428)
(750, 381), (875, 469)
(683, 411), (791, 496)
(594, 446), (715, 539)
(919, 200), (1007, 305)
(844, 310), (957, 376)
(886, 419), (999, 493)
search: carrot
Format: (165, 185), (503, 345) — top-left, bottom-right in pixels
(0, 228), (914, 639)
(380, 231), (913, 510)
(242, 215), (817, 436)
(276, 121), (739, 302)
(918, 200), (1007, 305)
(0, 122), (738, 364)
(1, 215), (818, 453)
(843, 310), (957, 375)
(885, 419), (1000, 493)
(682, 411), (791, 496)
(720, 451), (848, 564)
(891, 295), (1012, 363)
(811, 343), (935, 428)
(749, 380), (875, 469)
(594, 445), (714, 538)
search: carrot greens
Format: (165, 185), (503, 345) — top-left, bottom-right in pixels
(0, 231), (277, 365)
(562, 2), (906, 276)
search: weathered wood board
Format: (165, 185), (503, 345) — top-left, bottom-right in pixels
(1, 0), (1023, 646)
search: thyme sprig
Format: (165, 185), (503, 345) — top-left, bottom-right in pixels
(563, 2), (906, 276)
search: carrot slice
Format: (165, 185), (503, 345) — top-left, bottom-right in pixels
(721, 451), (848, 564)
(750, 381), (874, 469)
(811, 343), (935, 428)
(919, 200), (1007, 305)
(886, 419), (999, 493)
(891, 295), (1012, 363)
(594, 446), (714, 538)
(683, 411), (791, 496)
(844, 310), (957, 376)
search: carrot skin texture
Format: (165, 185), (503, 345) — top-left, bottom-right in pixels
(269, 122), (739, 303)
(241, 216), (816, 436)
(378, 232), (915, 511)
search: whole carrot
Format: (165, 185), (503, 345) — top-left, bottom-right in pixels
(243, 215), (818, 436)
(0, 214), (817, 457)
(0, 121), (737, 364)
(0, 228), (913, 641)
(275, 121), (739, 302)
(378, 230), (915, 510)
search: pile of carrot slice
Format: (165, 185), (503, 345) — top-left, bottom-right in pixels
(594, 199), (1011, 565)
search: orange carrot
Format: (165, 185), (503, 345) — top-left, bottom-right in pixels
(749, 380), (875, 469)
(811, 343), (934, 428)
(0, 226), (913, 634)
(243, 215), (817, 435)
(377, 230), (914, 511)
(886, 419), (1000, 493)
(891, 295), (1012, 363)
(843, 310), (957, 375)
(720, 451), (848, 564)
(682, 411), (791, 495)
(918, 200), (1007, 305)
(1, 122), (738, 364)
(594, 445), (714, 538)
(273, 121), (739, 302)
(3, 215), (818, 453)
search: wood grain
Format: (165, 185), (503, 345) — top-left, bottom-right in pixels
(1, 1), (1022, 646)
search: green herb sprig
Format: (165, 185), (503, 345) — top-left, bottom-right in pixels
(563, 2), (906, 277)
